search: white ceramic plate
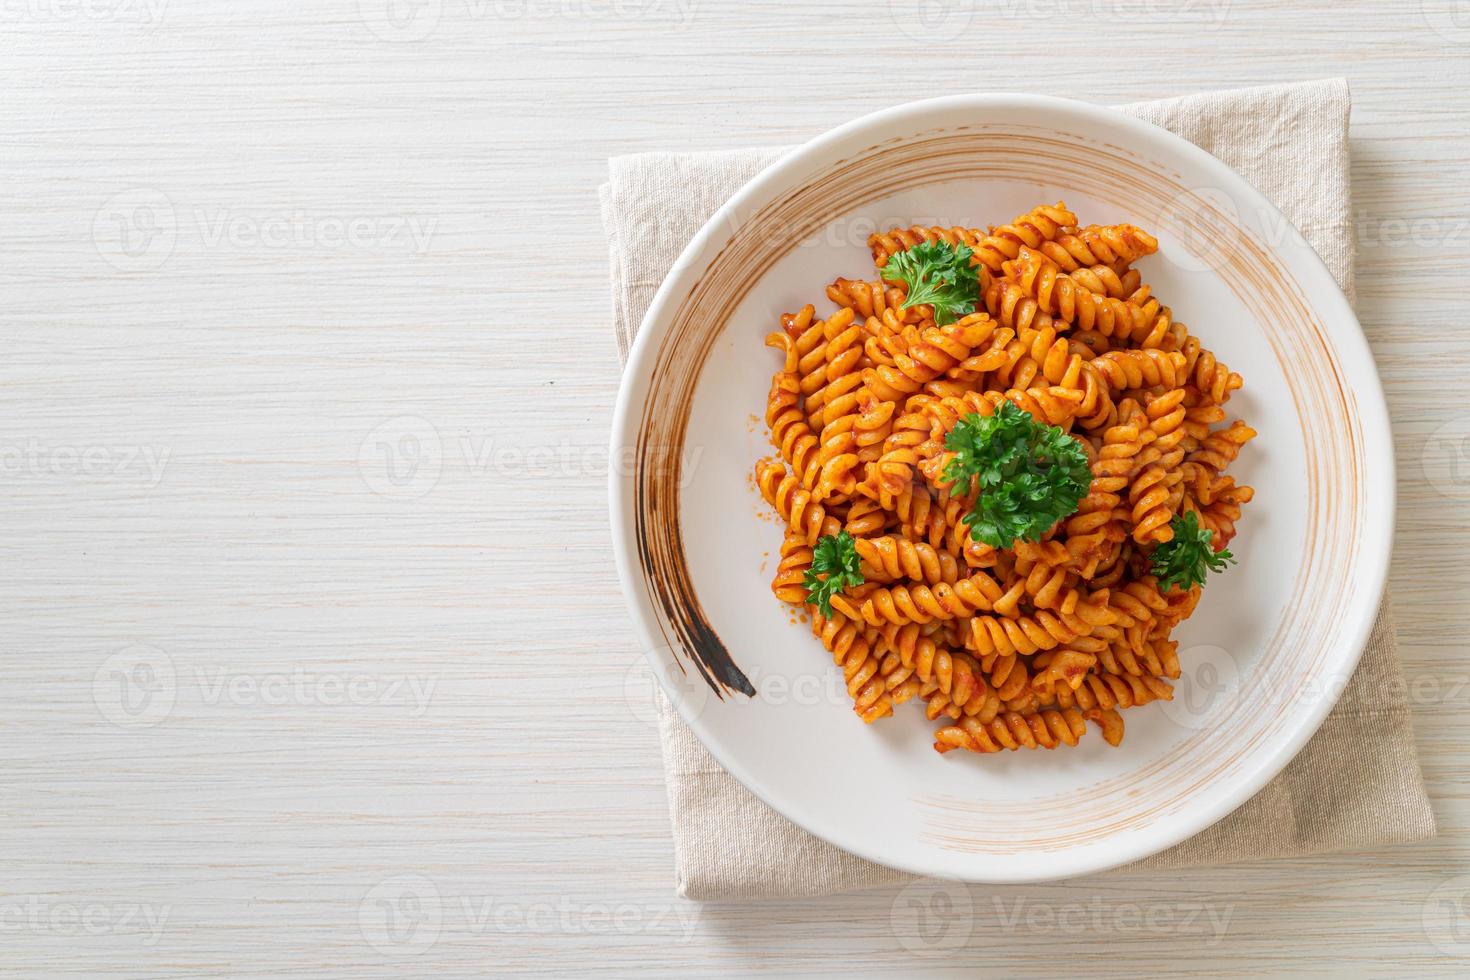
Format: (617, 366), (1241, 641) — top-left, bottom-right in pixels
(609, 94), (1392, 882)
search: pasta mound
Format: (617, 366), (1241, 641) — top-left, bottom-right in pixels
(755, 202), (1254, 756)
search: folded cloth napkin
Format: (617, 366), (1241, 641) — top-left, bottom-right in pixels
(600, 78), (1435, 901)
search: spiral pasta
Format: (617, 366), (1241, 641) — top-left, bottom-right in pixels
(933, 708), (1089, 754)
(855, 535), (962, 585)
(758, 202), (1253, 757)
(1036, 222), (1159, 270)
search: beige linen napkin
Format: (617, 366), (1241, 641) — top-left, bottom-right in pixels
(601, 78), (1435, 900)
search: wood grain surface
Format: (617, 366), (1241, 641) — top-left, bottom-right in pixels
(1, 1), (1468, 975)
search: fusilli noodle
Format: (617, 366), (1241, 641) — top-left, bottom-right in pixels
(758, 202), (1253, 757)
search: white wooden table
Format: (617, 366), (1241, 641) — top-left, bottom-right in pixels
(2, 1), (1468, 974)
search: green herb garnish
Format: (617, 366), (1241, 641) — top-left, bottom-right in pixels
(1150, 511), (1235, 591)
(802, 530), (864, 617)
(883, 239), (980, 326)
(942, 401), (1091, 550)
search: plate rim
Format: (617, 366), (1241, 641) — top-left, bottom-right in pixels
(608, 92), (1395, 883)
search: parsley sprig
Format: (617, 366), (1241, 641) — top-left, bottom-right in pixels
(882, 240), (980, 326)
(1150, 511), (1235, 591)
(802, 530), (864, 617)
(942, 401), (1091, 550)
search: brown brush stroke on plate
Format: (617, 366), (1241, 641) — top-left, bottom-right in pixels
(635, 398), (755, 699)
